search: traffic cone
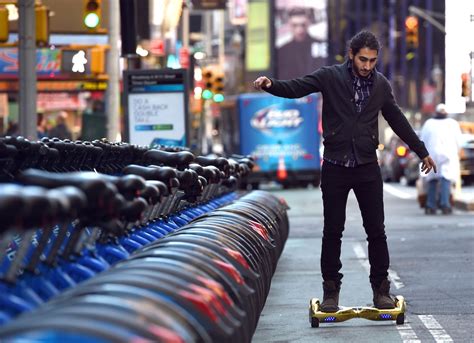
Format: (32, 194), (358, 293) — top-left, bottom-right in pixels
(277, 156), (288, 181)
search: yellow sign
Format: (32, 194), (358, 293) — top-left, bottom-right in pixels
(245, 0), (270, 71)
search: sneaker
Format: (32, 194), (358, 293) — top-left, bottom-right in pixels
(320, 280), (340, 312)
(425, 207), (436, 215)
(372, 280), (395, 309)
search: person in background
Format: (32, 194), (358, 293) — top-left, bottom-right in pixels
(37, 113), (48, 139)
(5, 121), (19, 136)
(254, 30), (436, 312)
(48, 111), (72, 140)
(420, 103), (462, 215)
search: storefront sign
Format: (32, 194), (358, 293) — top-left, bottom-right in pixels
(123, 69), (189, 147)
(192, 0), (226, 10)
(37, 92), (86, 111)
(0, 80), (107, 92)
(0, 48), (61, 75)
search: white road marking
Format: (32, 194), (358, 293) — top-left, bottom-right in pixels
(418, 315), (454, 342)
(353, 243), (370, 274)
(397, 324), (421, 343)
(353, 242), (405, 289)
(383, 183), (414, 199)
(353, 244), (422, 342)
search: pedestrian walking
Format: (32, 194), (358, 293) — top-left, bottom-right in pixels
(48, 111), (72, 140)
(420, 103), (462, 215)
(253, 30), (436, 312)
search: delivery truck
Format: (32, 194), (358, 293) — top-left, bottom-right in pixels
(234, 92), (321, 189)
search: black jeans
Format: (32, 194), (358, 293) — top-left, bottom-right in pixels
(320, 161), (389, 287)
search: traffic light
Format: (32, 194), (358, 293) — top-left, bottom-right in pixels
(405, 16), (419, 49)
(83, 0), (101, 30)
(211, 70), (225, 102)
(90, 46), (105, 74)
(36, 5), (49, 46)
(201, 66), (225, 101)
(461, 73), (470, 98)
(202, 66), (214, 100)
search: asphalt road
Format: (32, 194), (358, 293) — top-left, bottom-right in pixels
(252, 184), (474, 343)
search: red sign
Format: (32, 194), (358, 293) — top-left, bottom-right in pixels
(150, 39), (165, 56)
(421, 82), (436, 114)
(179, 47), (190, 69)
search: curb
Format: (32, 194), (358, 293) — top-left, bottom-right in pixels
(453, 199), (474, 211)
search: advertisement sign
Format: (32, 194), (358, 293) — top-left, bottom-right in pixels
(123, 69), (189, 147)
(275, 0), (328, 80)
(445, 0), (474, 113)
(229, 0), (248, 25)
(245, 0), (270, 71)
(0, 48), (61, 76)
(238, 92), (320, 172)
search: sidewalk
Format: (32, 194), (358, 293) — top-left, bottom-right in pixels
(454, 184), (474, 211)
(454, 192), (474, 211)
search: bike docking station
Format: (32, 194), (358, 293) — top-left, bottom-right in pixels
(309, 296), (406, 328)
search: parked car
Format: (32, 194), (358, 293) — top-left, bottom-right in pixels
(459, 133), (474, 185)
(379, 135), (418, 184)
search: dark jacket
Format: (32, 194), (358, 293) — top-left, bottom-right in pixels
(266, 60), (429, 165)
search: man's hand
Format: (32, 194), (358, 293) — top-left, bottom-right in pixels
(421, 156), (437, 174)
(253, 76), (272, 91)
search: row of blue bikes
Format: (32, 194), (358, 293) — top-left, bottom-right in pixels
(0, 136), (290, 342)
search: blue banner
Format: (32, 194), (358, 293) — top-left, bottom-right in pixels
(238, 93), (321, 172)
(0, 48), (61, 75)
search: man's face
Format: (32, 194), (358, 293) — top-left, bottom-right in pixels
(349, 47), (378, 78)
(289, 15), (310, 42)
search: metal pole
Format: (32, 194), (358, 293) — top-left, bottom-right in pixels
(119, 0), (139, 70)
(377, 0), (384, 72)
(182, 3), (189, 49)
(106, 0), (120, 142)
(18, 0), (37, 140)
(425, 0), (433, 83)
(400, 0), (407, 108)
(412, 0), (420, 109)
(218, 10), (225, 67)
(334, 0), (340, 62)
(355, 0), (361, 32)
(388, 0), (396, 81)
(204, 11), (212, 57)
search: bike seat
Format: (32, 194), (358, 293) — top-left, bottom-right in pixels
(122, 164), (178, 183)
(120, 197), (148, 222)
(195, 156), (231, 177)
(140, 183), (160, 205)
(145, 180), (169, 197)
(143, 149), (195, 169)
(0, 185), (25, 231)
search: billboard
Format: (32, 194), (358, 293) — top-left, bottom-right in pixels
(123, 69), (189, 147)
(0, 48), (60, 76)
(445, 0), (474, 113)
(275, 0), (328, 80)
(245, 0), (271, 71)
(238, 92), (320, 173)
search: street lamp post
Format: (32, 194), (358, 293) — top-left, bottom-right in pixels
(18, 0), (37, 140)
